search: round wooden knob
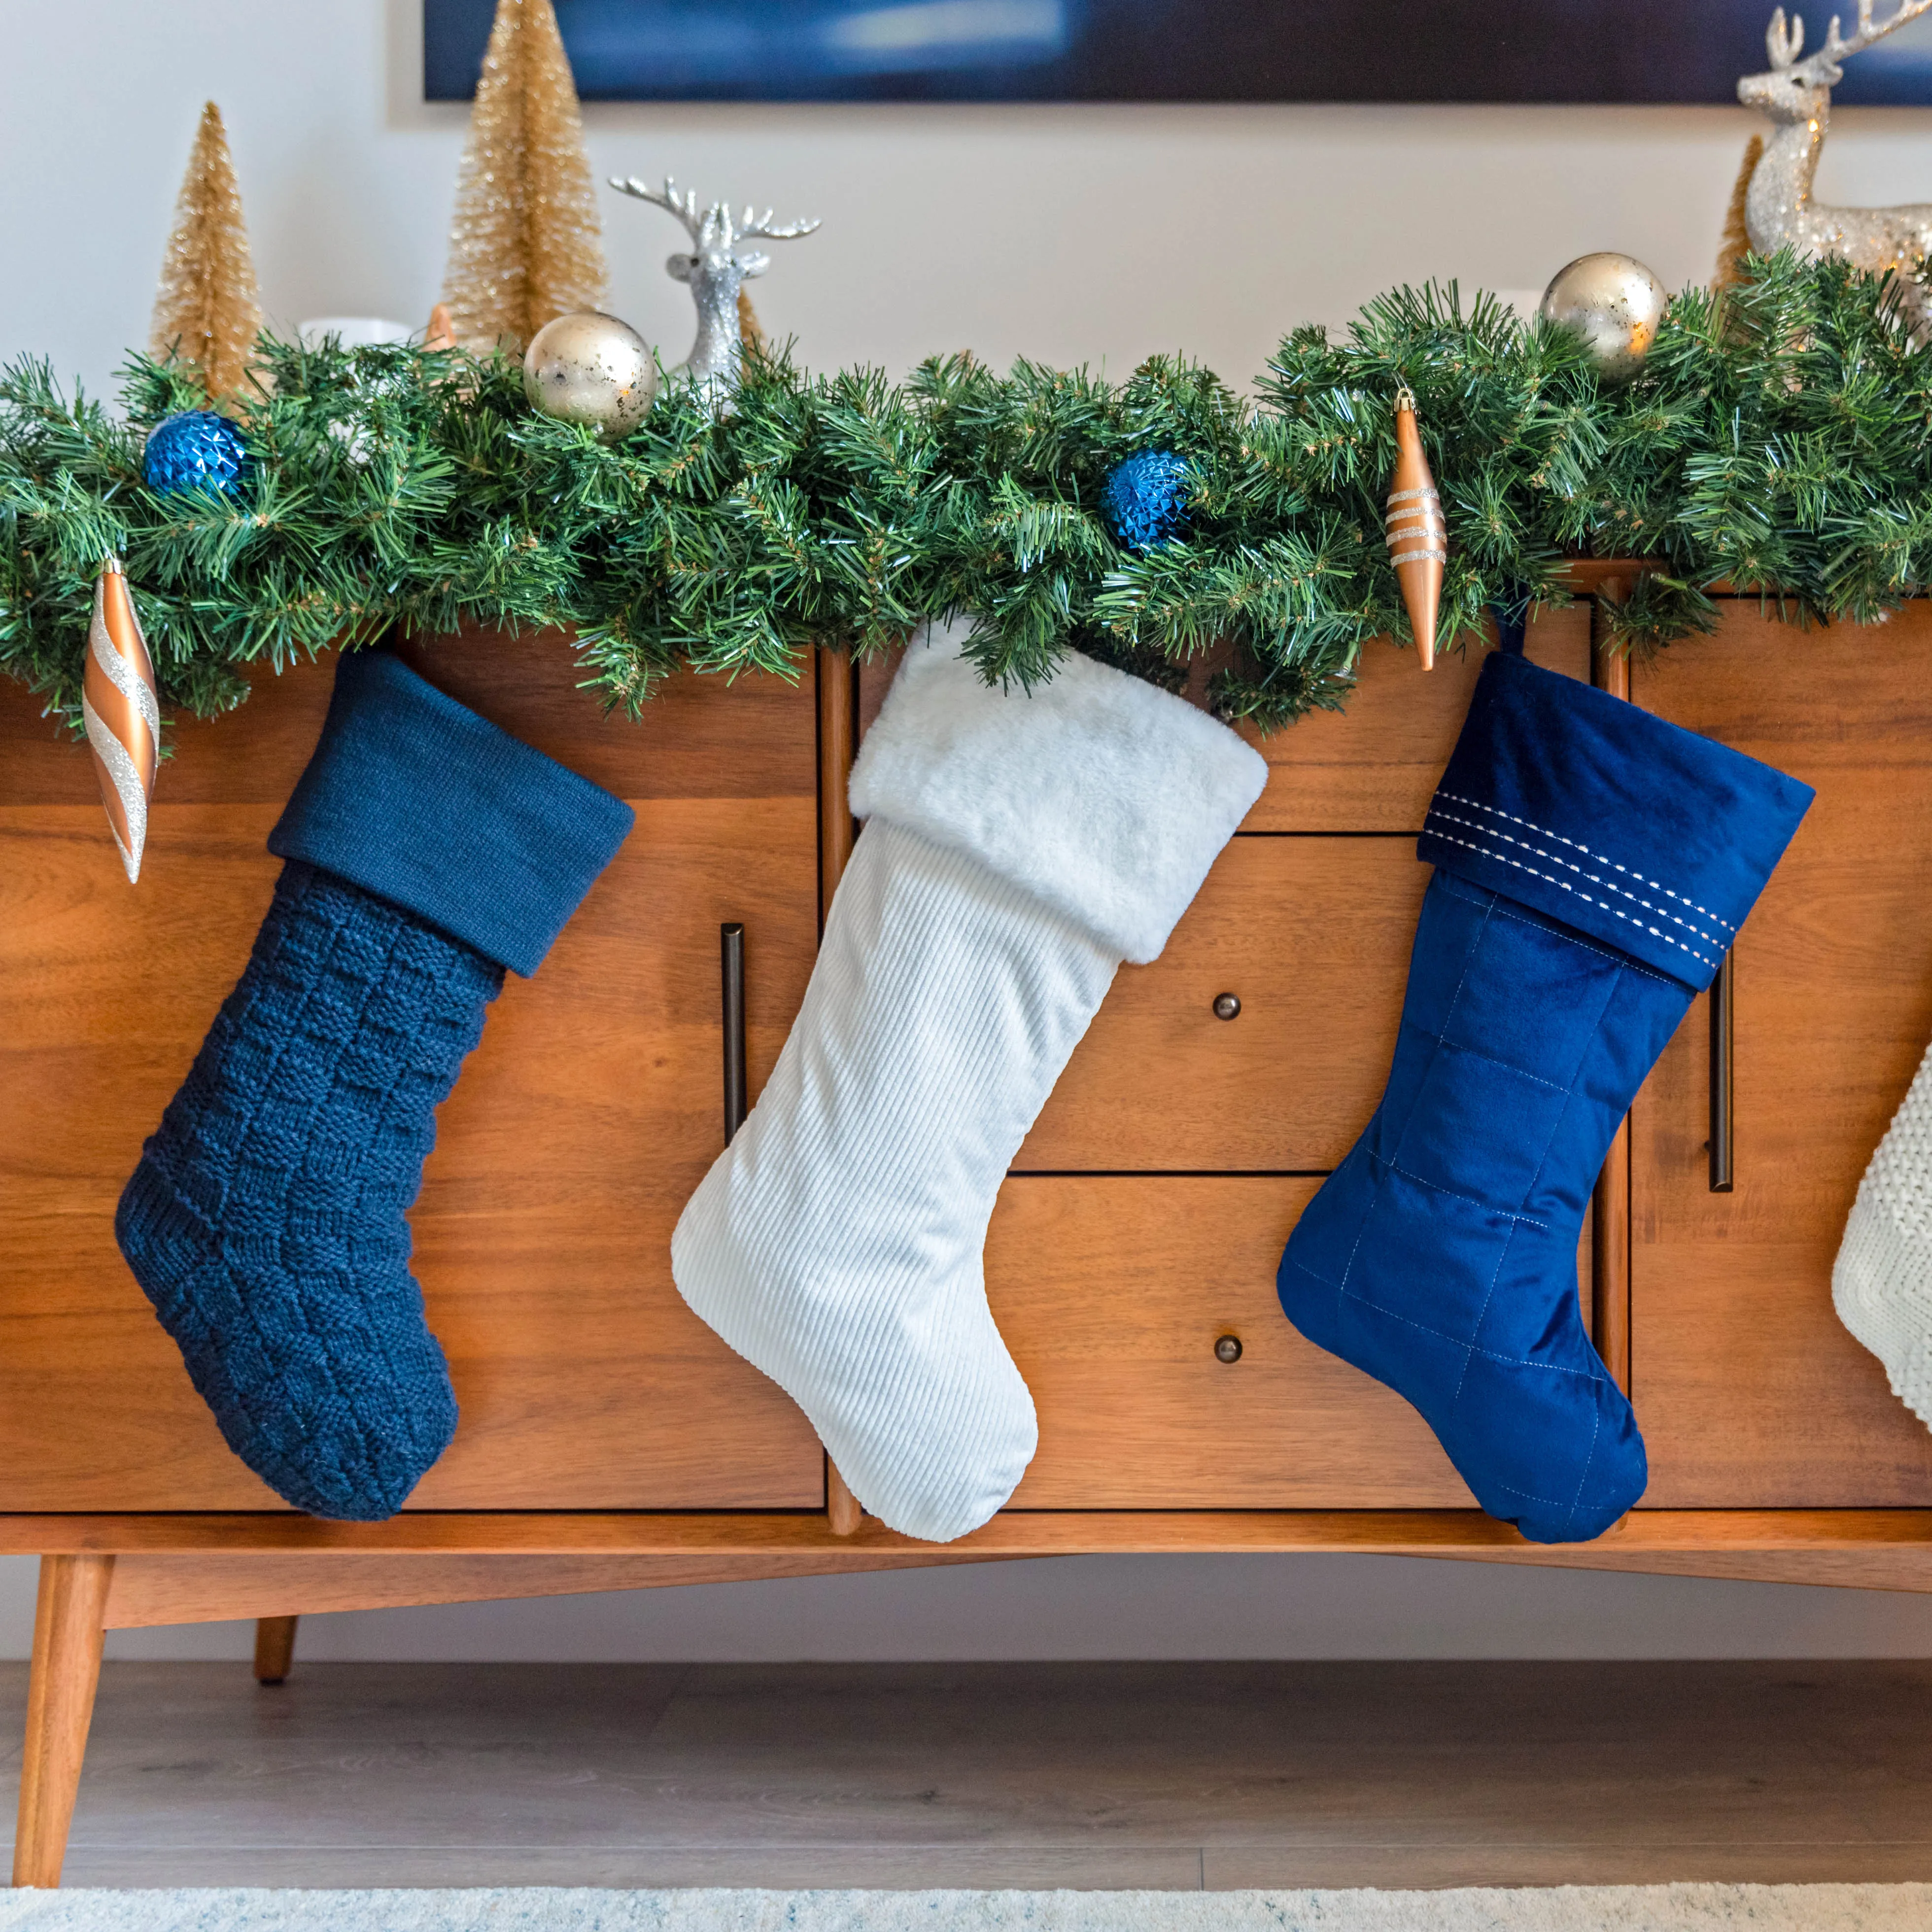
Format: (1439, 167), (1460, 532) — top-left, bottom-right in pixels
(1214, 1334), (1243, 1364)
(1212, 992), (1242, 1021)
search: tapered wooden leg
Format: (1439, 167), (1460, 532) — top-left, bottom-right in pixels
(252, 1615), (298, 1685)
(13, 1554), (113, 1889)
(827, 1460), (864, 1536)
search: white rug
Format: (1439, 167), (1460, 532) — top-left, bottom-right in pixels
(0, 1889), (1926, 1931)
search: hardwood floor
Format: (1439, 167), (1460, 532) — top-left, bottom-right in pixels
(3, 1660), (1930, 1890)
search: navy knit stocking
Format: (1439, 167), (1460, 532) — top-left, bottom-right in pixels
(114, 650), (633, 1520)
(119, 863), (499, 1518)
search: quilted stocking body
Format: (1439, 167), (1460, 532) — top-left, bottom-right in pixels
(1279, 651), (1814, 1544)
(1281, 869), (1691, 1541)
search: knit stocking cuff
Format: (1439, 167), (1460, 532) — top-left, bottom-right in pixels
(1417, 653), (1814, 990)
(269, 651), (635, 976)
(849, 624), (1268, 965)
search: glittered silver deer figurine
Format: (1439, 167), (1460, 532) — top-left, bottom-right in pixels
(611, 174), (820, 397)
(1739, 1), (1932, 333)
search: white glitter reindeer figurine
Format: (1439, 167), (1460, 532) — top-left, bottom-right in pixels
(1739, 1), (1932, 333)
(611, 174), (820, 398)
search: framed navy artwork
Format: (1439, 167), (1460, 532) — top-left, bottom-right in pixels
(424, 1), (1932, 104)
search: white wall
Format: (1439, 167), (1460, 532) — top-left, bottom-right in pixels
(7, 0), (1932, 1661)
(15, 0), (1932, 399)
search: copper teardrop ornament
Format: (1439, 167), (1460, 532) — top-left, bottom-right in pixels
(82, 558), (161, 883)
(1385, 387), (1446, 672)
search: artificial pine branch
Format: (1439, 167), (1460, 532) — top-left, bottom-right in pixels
(5, 253), (1931, 743)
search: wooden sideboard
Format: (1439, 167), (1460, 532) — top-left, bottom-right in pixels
(6, 585), (1932, 1884)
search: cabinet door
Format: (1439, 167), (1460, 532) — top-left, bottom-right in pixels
(0, 636), (826, 1510)
(1631, 606), (1932, 1504)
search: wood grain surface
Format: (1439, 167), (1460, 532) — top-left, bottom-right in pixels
(991, 1177), (1476, 1508)
(0, 637), (827, 1513)
(11, 1554), (112, 1887)
(17, 1506), (1914, 1560)
(104, 1552), (997, 1629)
(0, 628), (817, 810)
(1017, 840), (1424, 1172)
(1631, 607), (1932, 1506)
(1237, 608), (1590, 831)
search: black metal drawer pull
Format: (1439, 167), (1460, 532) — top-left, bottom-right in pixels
(722, 922), (747, 1144)
(1709, 949), (1733, 1194)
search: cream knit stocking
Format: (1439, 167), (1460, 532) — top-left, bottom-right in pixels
(670, 626), (1266, 1542)
(1836, 1036), (1932, 1429)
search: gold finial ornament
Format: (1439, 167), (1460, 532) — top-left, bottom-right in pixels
(149, 102), (263, 399)
(440, 0), (609, 353)
(1385, 388), (1446, 673)
(83, 560), (161, 884)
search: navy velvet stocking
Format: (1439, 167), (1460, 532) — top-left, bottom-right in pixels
(1278, 651), (1814, 1545)
(1279, 870), (1688, 1541)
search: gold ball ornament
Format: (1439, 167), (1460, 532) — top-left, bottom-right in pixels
(520, 311), (657, 440)
(1538, 253), (1668, 386)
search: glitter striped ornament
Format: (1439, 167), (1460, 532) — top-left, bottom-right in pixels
(83, 558), (161, 883)
(1385, 387), (1446, 672)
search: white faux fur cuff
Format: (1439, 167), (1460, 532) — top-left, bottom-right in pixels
(849, 622), (1269, 964)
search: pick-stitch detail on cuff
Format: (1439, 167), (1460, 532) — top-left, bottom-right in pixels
(1435, 791), (1735, 941)
(1424, 803), (1724, 971)
(1417, 651), (1813, 991)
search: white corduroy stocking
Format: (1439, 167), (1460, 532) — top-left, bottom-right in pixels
(1836, 1036), (1932, 1430)
(671, 626), (1267, 1542)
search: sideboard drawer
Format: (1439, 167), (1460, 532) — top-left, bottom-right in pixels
(991, 1175), (1478, 1507)
(1017, 836), (1423, 1172)
(0, 644), (829, 1511)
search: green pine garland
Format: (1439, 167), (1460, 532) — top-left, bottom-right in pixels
(3, 250), (1929, 742)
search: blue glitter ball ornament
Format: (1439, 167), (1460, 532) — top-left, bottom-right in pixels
(142, 410), (249, 495)
(1100, 448), (1192, 552)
